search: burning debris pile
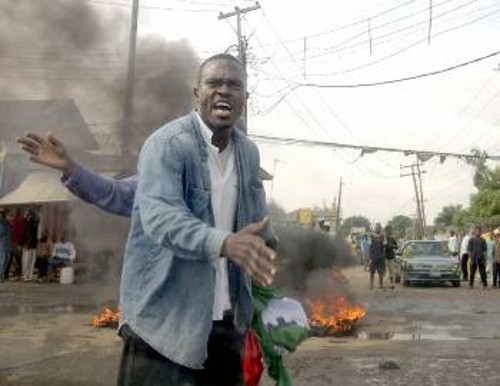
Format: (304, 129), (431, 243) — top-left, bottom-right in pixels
(301, 268), (366, 337)
(92, 307), (120, 328)
(307, 296), (366, 336)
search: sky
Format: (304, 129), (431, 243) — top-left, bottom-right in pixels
(140, 0), (500, 225)
(3, 0), (500, 226)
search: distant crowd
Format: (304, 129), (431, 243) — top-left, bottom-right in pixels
(347, 224), (500, 290)
(0, 207), (76, 283)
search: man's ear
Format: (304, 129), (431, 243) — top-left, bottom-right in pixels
(193, 87), (199, 99)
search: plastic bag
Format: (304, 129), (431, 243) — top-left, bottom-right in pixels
(241, 329), (264, 386)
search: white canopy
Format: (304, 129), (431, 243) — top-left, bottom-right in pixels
(0, 172), (74, 206)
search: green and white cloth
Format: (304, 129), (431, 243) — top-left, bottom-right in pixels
(252, 284), (310, 386)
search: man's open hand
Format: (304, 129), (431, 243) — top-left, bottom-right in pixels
(16, 133), (75, 176)
(222, 217), (276, 287)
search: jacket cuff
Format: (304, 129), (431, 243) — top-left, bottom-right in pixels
(61, 162), (83, 186)
(206, 229), (231, 264)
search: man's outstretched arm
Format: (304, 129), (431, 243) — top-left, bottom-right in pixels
(17, 133), (137, 217)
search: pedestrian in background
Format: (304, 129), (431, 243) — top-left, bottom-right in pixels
(21, 208), (39, 282)
(369, 223), (386, 290)
(384, 225), (398, 289)
(484, 228), (495, 281)
(5, 208), (24, 280)
(468, 226), (487, 289)
(448, 229), (459, 259)
(460, 229), (472, 282)
(492, 230), (500, 287)
(0, 208), (10, 282)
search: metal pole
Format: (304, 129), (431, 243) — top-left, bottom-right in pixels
(122, 0), (139, 156)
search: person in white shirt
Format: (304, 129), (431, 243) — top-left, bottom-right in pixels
(460, 230), (472, 282)
(47, 233), (76, 280)
(448, 230), (459, 258)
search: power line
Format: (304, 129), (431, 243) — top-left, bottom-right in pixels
(266, 49), (500, 96)
(263, 5), (500, 82)
(248, 133), (500, 161)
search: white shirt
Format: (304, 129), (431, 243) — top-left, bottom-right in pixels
(460, 234), (471, 256)
(198, 114), (238, 321)
(52, 242), (76, 261)
(448, 235), (458, 253)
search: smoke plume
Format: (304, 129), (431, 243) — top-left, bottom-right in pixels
(0, 0), (200, 298)
(0, 0), (199, 151)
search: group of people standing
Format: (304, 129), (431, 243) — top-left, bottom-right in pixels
(452, 227), (500, 289)
(361, 224), (399, 290)
(0, 207), (76, 283)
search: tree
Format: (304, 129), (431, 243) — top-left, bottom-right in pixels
(341, 215), (371, 236)
(467, 148), (500, 223)
(387, 215), (412, 240)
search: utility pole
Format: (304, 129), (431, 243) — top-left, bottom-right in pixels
(415, 158), (427, 236)
(401, 164), (426, 239)
(122, 0), (139, 157)
(218, 1), (261, 134)
(335, 178), (343, 232)
(269, 158), (281, 202)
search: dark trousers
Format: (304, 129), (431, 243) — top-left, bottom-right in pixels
(470, 258), (487, 287)
(4, 247), (22, 279)
(117, 317), (243, 386)
(461, 253), (469, 281)
(493, 262), (500, 286)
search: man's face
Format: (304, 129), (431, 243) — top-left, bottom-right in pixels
(194, 58), (246, 132)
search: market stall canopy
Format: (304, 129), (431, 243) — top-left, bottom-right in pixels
(0, 99), (98, 150)
(0, 172), (74, 206)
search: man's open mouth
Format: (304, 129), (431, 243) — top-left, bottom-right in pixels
(214, 101), (232, 115)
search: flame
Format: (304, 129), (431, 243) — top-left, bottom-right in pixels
(308, 296), (366, 334)
(92, 307), (121, 328)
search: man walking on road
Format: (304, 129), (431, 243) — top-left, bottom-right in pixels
(468, 226), (487, 289)
(460, 229), (472, 282)
(369, 223), (386, 290)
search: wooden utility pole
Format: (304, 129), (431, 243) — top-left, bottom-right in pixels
(401, 164), (426, 239)
(218, 1), (260, 133)
(122, 0), (139, 156)
(335, 178), (343, 231)
(415, 159), (427, 235)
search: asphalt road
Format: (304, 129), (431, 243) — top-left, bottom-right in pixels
(1, 267), (499, 386)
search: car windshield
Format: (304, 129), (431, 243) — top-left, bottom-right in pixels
(404, 241), (448, 257)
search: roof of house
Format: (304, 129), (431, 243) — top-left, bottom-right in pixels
(0, 99), (98, 150)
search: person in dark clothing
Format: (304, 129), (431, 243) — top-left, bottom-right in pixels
(384, 225), (398, 289)
(369, 223), (386, 290)
(21, 208), (39, 282)
(4, 208), (24, 280)
(468, 226), (487, 288)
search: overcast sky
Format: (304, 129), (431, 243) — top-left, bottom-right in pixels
(140, 0), (500, 225)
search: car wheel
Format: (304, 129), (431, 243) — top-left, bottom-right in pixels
(452, 280), (461, 287)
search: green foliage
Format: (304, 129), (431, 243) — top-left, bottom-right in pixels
(470, 189), (500, 220)
(386, 215), (412, 240)
(434, 205), (473, 230)
(341, 215), (371, 236)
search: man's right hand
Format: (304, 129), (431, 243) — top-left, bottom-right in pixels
(222, 217), (276, 287)
(16, 133), (76, 177)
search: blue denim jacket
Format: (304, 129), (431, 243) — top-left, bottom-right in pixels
(63, 165), (136, 217)
(120, 112), (267, 369)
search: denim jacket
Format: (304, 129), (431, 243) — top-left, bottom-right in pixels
(120, 111), (268, 369)
(63, 164), (136, 217)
